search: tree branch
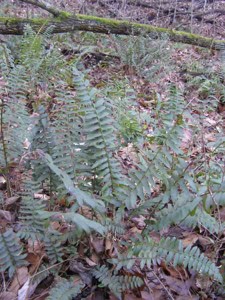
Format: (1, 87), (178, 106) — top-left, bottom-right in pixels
(18, 0), (61, 17)
(0, 13), (224, 50)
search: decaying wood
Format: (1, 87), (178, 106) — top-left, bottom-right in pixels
(0, 0), (225, 50)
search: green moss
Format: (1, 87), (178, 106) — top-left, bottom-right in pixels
(1, 15), (225, 50)
(57, 11), (72, 19)
(0, 16), (48, 25)
(77, 13), (169, 32)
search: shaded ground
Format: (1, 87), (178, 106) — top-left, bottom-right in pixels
(0, 1), (225, 300)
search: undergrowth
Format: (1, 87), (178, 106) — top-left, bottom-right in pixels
(0, 26), (224, 299)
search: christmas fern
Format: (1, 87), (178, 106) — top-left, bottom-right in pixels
(93, 265), (144, 298)
(111, 236), (223, 283)
(0, 229), (27, 277)
(47, 278), (84, 300)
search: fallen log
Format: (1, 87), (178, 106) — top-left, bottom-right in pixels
(0, 5), (225, 50)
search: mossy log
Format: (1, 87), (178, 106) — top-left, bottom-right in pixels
(0, 13), (225, 50)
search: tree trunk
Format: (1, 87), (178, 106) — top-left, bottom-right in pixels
(0, 13), (224, 50)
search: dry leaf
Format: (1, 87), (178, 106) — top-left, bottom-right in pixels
(27, 239), (44, 254)
(176, 296), (199, 300)
(27, 253), (42, 275)
(90, 252), (100, 264)
(18, 278), (30, 300)
(0, 210), (13, 222)
(5, 196), (21, 207)
(0, 292), (17, 300)
(161, 261), (188, 279)
(131, 215), (146, 229)
(181, 128), (192, 150)
(9, 267), (29, 294)
(34, 193), (50, 200)
(141, 290), (165, 300)
(182, 233), (199, 248)
(91, 237), (104, 254)
(163, 275), (192, 296)
(124, 293), (141, 300)
(85, 257), (97, 267)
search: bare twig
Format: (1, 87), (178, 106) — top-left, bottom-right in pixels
(18, 0), (61, 17)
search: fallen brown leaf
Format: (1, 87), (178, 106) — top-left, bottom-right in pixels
(0, 210), (13, 222)
(5, 196), (21, 208)
(27, 253), (43, 275)
(0, 292), (17, 300)
(182, 232), (199, 248)
(18, 278), (30, 300)
(9, 267), (29, 295)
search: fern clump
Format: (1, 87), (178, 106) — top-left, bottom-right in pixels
(0, 25), (224, 299)
(112, 33), (172, 81)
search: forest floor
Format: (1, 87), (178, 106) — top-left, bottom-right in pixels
(0, 1), (225, 300)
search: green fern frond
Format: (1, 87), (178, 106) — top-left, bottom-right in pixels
(0, 47), (29, 167)
(18, 179), (48, 240)
(30, 106), (59, 189)
(44, 232), (64, 264)
(39, 210), (105, 235)
(112, 33), (171, 81)
(42, 152), (105, 212)
(182, 207), (225, 234)
(93, 265), (144, 298)
(47, 278), (84, 300)
(18, 25), (64, 82)
(153, 194), (201, 230)
(73, 67), (127, 205)
(0, 229), (27, 277)
(111, 237), (223, 283)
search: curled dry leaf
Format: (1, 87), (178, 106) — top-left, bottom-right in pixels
(5, 196), (21, 208)
(27, 239), (44, 254)
(161, 261), (188, 280)
(131, 215), (146, 229)
(90, 237), (104, 254)
(85, 257), (97, 267)
(182, 232), (199, 248)
(18, 278), (30, 300)
(69, 259), (93, 286)
(34, 193), (50, 200)
(180, 128), (193, 150)
(0, 210), (13, 222)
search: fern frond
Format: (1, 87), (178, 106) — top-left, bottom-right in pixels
(111, 237), (223, 283)
(0, 229), (27, 277)
(18, 25), (64, 82)
(93, 265), (144, 298)
(30, 105), (58, 189)
(44, 232), (64, 264)
(47, 278), (84, 300)
(0, 47), (29, 166)
(153, 194), (201, 230)
(73, 67), (127, 205)
(42, 152), (105, 212)
(182, 207), (225, 234)
(18, 179), (48, 240)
